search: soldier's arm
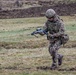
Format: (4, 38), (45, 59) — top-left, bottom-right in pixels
(31, 22), (48, 36)
(53, 21), (65, 37)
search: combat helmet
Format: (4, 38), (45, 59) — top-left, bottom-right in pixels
(45, 9), (56, 18)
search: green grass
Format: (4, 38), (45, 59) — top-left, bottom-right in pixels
(0, 16), (76, 42)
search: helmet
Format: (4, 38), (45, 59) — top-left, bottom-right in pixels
(45, 9), (56, 18)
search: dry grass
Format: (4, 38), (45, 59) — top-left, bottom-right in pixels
(0, 16), (76, 75)
(0, 48), (76, 75)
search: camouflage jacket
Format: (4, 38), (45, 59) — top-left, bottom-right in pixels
(43, 15), (65, 41)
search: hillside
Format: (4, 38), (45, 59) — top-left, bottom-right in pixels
(0, 0), (76, 9)
(0, 0), (76, 18)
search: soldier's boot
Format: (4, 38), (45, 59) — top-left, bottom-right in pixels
(58, 55), (63, 66)
(50, 56), (58, 70)
(50, 63), (58, 70)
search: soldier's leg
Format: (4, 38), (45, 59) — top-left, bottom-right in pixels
(48, 40), (62, 69)
(58, 54), (63, 66)
(52, 40), (63, 66)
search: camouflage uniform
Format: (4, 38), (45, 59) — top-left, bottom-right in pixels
(31, 9), (69, 69)
(44, 15), (65, 69)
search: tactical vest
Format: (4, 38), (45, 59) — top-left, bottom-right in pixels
(46, 20), (61, 34)
(46, 20), (69, 44)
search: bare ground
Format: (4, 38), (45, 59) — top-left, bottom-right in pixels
(0, 40), (76, 49)
(0, 47), (76, 75)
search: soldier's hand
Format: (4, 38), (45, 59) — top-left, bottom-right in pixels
(48, 34), (54, 38)
(39, 32), (45, 36)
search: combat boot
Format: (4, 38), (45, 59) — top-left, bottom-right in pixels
(58, 55), (63, 66)
(50, 63), (58, 70)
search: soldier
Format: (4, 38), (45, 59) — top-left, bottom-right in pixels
(44, 9), (65, 69)
(31, 8), (69, 70)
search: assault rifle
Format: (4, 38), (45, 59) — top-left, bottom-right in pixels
(31, 28), (54, 39)
(31, 28), (47, 37)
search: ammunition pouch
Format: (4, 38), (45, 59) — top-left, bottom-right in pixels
(61, 34), (69, 44)
(47, 35), (54, 40)
(47, 34), (57, 42)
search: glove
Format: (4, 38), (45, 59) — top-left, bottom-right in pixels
(31, 32), (34, 35)
(48, 34), (54, 38)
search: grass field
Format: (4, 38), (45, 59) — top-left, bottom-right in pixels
(0, 16), (76, 75)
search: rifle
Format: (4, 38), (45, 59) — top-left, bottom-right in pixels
(31, 28), (55, 40)
(31, 28), (48, 37)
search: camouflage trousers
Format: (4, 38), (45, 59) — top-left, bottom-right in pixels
(48, 40), (62, 66)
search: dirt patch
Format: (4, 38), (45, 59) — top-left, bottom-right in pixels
(0, 3), (76, 18)
(1, 65), (76, 71)
(0, 39), (48, 49)
(36, 66), (76, 71)
(0, 40), (76, 49)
